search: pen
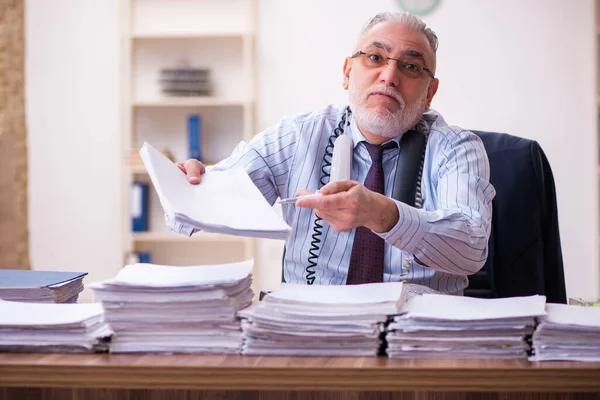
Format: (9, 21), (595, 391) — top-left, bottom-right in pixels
(277, 193), (323, 204)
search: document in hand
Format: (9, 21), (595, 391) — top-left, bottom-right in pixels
(387, 294), (547, 359)
(239, 282), (407, 356)
(90, 259), (254, 354)
(139, 142), (291, 239)
(0, 300), (112, 353)
(530, 303), (600, 361)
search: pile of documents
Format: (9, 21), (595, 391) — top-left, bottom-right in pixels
(0, 270), (87, 303)
(140, 142), (291, 239)
(239, 282), (407, 356)
(0, 299), (112, 353)
(530, 303), (600, 361)
(90, 259), (254, 353)
(386, 294), (547, 359)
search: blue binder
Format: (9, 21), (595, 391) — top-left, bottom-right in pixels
(131, 181), (149, 232)
(188, 114), (202, 161)
(138, 252), (152, 264)
(0, 270), (87, 288)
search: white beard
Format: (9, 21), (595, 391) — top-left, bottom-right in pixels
(349, 83), (428, 139)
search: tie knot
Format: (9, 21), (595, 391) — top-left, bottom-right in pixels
(363, 141), (396, 163)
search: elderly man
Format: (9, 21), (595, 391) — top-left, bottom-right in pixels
(174, 12), (495, 295)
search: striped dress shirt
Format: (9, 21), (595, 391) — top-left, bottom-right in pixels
(170, 104), (496, 294)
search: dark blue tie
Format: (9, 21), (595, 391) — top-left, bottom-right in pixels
(346, 142), (395, 284)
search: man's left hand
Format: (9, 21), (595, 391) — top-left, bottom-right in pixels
(295, 180), (399, 233)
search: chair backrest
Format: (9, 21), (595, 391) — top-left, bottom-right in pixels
(465, 131), (567, 303)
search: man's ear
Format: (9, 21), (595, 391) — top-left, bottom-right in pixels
(342, 57), (351, 90)
(426, 78), (439, 108)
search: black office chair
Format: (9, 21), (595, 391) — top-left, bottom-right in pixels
(464, 131), (567, 304)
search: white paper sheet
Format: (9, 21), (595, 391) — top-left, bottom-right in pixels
(102, 259), (253, 288)
(402, 294), (547, 321)
(542, 303), (600, 327)
(267, 282), (405, 306)
(140, 142), (291, 239)
(0, 299), (104, 327)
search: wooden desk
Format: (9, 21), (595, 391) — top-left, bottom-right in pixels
(0, 353), (599, 399)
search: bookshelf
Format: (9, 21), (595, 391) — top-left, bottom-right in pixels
(121, 0), (256, 267)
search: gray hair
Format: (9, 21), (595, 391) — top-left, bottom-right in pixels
(358, 12), (438, 54)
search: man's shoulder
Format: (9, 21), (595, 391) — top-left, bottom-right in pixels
(423, 109), (479, 144)
(428, 124), (483, 148)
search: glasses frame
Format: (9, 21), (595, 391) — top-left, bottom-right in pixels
(351, 50), (435, 80)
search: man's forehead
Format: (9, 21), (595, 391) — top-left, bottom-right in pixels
(358, 22), (434, 61)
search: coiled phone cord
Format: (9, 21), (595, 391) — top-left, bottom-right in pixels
(304, 108), (351, 285)
(305, 108), (427, 284)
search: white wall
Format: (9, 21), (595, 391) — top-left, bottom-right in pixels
(256, 0), (599, 299)
(26, 0), (599, 300)
(26, 0), (122, 301)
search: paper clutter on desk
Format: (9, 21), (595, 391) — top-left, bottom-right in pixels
(239, 282), (409, 356)
(90, 259), (254, 354)
(386, 294), (546, 359)
(530, 303), (600, 362)
(0, 300), (112, 353)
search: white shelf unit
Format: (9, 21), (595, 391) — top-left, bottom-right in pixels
(598, 0), (600, 239)
(597, 0), (600, 269)
(121, 0), (256, 267)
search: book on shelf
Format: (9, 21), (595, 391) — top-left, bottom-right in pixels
(0, 269), (87, 303)
(131, 181), (149, 232)
(159, 65), (212, 97)
(188, 114), (202, 161)
(126, 251), (152, 265)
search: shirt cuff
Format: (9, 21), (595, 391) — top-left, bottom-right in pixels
(374, 200), (429, 255)
(164, 213), (197, 237)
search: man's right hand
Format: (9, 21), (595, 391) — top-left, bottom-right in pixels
(176, 159), (206, 185)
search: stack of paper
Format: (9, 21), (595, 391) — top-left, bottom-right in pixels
(90, 259), (254, 353)
(530, 303), (600, 361)
(0, 270), (87, 303)
(0, 299), (112, 353)
(239, 282), (407, 356)
(139, 142), (291, 240)
(387, 294), (547, 359)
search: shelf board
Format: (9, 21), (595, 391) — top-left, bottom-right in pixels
(131, 32), (251, 40)
(132, 98), (249, 107)
(132, 231), (246, 243)
(130, 165), (147, 175)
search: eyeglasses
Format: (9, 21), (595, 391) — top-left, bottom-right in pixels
(351, 50), (435, 80)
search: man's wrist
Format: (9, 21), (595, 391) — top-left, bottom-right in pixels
(370, 195), (399, 233)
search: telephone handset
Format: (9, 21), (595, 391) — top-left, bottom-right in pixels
(329, 110), (427, 202)
(329, 110), (353, 182)
(299, 107), (428, 285)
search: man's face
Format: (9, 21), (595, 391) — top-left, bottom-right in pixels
(343, 22), (439, 141)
